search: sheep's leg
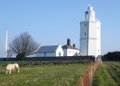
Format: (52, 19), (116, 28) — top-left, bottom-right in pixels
(9, 70), (11, 74)
(17, 68), (20, 73)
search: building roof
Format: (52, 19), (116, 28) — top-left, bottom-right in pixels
(37, 45), (58, 53)
(62, 45), (79, 50)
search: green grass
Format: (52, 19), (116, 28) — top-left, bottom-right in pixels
(92, 61), (120, 86)
(0, 63), (88, 86)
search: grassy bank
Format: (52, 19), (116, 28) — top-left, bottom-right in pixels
(92, 61), (120, 86)
(0, 63), (88, 86)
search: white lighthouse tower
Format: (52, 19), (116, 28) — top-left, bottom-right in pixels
(80, 5), (101, 57)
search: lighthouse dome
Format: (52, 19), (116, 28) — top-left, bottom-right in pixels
(88, 5), (93, 11)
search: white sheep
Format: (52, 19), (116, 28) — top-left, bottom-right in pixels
(6, 63), (20, 74)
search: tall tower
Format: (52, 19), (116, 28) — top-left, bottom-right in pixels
(80, 5), (101, 57)
(4, 29), (8, 57)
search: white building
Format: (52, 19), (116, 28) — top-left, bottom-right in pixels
(36, 45), (64, 57)
(62, 39), (80, 56)
(80, 5), (101, 57)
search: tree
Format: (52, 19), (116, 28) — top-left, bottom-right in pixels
(10, 32), (39, 59)
(102, 51), (120, 61)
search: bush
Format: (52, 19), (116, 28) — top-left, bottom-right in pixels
(102, 51), (120, 61)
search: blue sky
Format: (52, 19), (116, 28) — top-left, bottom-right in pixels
(0, 0), (120, 56)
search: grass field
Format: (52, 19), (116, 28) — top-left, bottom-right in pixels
(0, 63), (88, 86)
(92, 61), (120, 86)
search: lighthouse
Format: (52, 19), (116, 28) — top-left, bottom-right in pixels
(80, 5), (101, 57)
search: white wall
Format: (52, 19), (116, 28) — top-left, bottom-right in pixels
(88, 21), (101, 57)
(63, 49), (80, 56)
(80, 21), (88, 55)
(56, 45), (64, 57)
(80, 20), (101, 57)
(80, 39), (88, 55)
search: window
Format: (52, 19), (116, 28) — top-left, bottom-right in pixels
(84, 32), (86, 36)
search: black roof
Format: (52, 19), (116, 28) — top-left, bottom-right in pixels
(62, 45), (79, 50)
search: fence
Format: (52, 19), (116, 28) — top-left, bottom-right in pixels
(76, 60), (102, 86)
(0, 56), (95, 67)
(0, 56), (95, 61)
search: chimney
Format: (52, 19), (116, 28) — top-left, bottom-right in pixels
(73, 44), (75, 47)
(67, 38), (71, 46)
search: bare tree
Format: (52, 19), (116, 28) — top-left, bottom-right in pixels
(10, 32), (39, 59)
